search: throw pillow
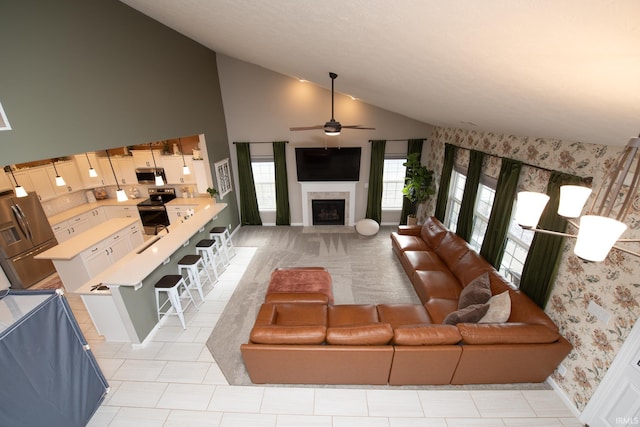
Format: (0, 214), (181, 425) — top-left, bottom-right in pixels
(479, 291), (511, 323)
(443, 303), (490, 325)
(457, 272), (491, 309)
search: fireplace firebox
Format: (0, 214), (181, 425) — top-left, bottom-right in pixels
(312, 199), (346, 225)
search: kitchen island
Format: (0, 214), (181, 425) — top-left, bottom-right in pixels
(47, 198), (226, 342)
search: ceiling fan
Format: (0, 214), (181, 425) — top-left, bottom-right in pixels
(290, 72), (375, 136)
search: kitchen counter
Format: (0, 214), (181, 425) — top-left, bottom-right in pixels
(74, 200), (226, 294)
(47, 198), (142, 226)
(35, 218), (140, 260)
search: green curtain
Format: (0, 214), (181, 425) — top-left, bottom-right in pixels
(455, 150), (484, 242)
(366, 140), (386, 223)
(400, 139), (424, 225)
(434, 144), (456, 222)
(479, 158), (522, 268)
(235, 142), (262, 225)
(272, 141), (290, 225)
(519, 171), (583, 308)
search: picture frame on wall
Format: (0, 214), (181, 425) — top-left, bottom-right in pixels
(214, 158), (232, 198)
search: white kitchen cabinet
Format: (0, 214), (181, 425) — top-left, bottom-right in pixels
(191, 160), (211, 195)
(162, 155), (196, 185)
(73, 153), (104, 188)
(166, 204), (197, 225)
(84, 231), (132, 277)
(97, 156), (137, 186)
(51, 207), (106, 243)
(51, 161), (83, 195)
(11, 170), (36, 194)
(103, 205), (139, 220)
(131, 149), (162, 168)
(27, 166), (56, 201)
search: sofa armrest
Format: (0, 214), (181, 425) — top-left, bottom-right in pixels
(457, 323), (560, 345)
(397, 225), (422, 236)
(393, 324), (462, 346)
(254, 303), (278, 326)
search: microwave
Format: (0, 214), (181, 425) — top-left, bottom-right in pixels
(135, 167), (166, 184)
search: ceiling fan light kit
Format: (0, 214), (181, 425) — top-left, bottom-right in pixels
(290, 72), (375, 136)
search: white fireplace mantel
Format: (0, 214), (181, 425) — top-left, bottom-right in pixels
(300, 181), (357, 226)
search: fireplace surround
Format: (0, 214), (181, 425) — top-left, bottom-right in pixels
(300, 182), (357, 226)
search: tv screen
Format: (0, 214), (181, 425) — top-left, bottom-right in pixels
(295, 147), (361, 181)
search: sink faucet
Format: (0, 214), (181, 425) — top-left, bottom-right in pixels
(155, 224), (169, 234)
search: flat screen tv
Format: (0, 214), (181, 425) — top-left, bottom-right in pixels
(295, 147), (361, 181)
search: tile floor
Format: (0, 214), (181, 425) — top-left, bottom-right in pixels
(68, 246), (584, 427)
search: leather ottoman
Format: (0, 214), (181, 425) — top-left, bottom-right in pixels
(265, 267), (334, 303)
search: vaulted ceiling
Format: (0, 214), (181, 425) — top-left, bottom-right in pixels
(121, 0), (640, 147)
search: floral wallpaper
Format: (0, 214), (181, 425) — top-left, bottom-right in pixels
(425, 127), (640, 412)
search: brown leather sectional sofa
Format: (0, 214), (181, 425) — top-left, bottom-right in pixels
(240, 217), (572, 385)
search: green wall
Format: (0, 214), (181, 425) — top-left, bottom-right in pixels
(0, 0), (239, 229)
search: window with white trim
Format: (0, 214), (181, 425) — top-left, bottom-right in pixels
(499, 207), (534, 286)
(381, 157), (407, 209)
(251, 160), (276, 210)
(445, 170), (466, 232)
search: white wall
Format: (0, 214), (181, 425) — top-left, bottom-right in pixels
(216, 55), (434, 225)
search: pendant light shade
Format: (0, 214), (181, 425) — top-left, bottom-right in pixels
(85, 152), (98, 178)
(178, 138), (191, 175)
(106, 150), (128, 202)
(574, 216), (627, 262)
(51, 160), (66, 187)
(515, 192), (549, 229)
(150, 143), (165, 186)
(6, 167), (28, 197)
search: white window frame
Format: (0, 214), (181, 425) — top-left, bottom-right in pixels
(251, 157), (276, 211)
(381, 156), (407, 210)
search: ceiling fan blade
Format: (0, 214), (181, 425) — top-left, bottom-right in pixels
(341, 125), (376, 130)
(290, 125), (325, 131)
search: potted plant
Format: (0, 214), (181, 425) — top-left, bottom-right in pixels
(206, 187), (219, 200)
(402, 153), (435, 225)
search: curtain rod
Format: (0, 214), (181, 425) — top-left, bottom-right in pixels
(232, 141), (288, 144)
(369, 138), (428, 142)
(446, 143), (592, 184)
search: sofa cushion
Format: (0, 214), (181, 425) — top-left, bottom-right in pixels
(436, 232), (471, 271)
(391, 233), (429, 253)
(412, 270), (462, 301)
(458, 272), (491, 309)
(393, 324), (462, 345)
(451, 250), (494, 287)
(420, 217), (448, 250)
(328, 304), (379, 327)
(250, 325), (327, 345)
(457, 323), (561, 344)
(443, 303), (490, 325)
(479, 291), (511, 323)
(273, 303), (328, 326)
(326, 323), (394, 345)
(377, 304), (432, 328)
(424, 298), (459, 324)
(403, 251), (449, 272)
(507, 291), (559, 330)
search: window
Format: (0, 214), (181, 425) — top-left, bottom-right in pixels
(445, 170), (466, 232)
(381, 158), (406, 209)
(468, 184), (495, 252)
(499, 207), (534, 286)
(251, 160), (276, 210)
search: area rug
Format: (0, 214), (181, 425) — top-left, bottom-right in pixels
(206, 226), (549, 390)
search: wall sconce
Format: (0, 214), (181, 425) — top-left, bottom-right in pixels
(149, 143), (164, 186)
(515, 135), (640, 262)
(85, 152), (98, 178)
(178, 138), (190, 175)
(5, 166), (28, 197)
(105, 150), (128, 202)
(51, 160), (66, 186)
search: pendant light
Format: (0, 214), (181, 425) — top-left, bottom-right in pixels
(515, 135), (640, 261)
(150, 143), (164, 186)
(85, 152), (98, 178)
(178, 138), (190, 175)
(51, 160), (66, 186)
(6, 166), (28, 197)
(105, 150), (128, 202)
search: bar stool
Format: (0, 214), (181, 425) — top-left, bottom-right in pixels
(195, 239), (225, 280)
(209, 226), (236, 265)
(177, 254), (212, 303)
(154, 274), (196, 329)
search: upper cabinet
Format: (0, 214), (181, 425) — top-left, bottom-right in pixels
(73, 153), (104, 189)
(52, 161), (83, 194)
(162, 155), (196, 185)
(97, 156), (136, 187)
(0, 169), (13, 192)
(131, 150), (163, 169)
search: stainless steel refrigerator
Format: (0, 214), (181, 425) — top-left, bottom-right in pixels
(0, 190), (57, 289)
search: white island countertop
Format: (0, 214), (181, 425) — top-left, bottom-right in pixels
(74, 201), (227, 293)
(35, 218), (140, 261)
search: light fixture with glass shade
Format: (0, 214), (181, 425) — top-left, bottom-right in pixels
(149, 143), (164, 186)
(514, 135), (640, 262)
(178, 138), (190, 175)
(85, 152), (98, 178)
(51, 160), (66, 186)
(5, 166), (28, 197)
(105, 150), (128, 202)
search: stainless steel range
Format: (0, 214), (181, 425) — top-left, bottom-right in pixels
(137, 187), (176, 235)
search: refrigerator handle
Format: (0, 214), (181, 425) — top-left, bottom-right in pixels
(11, 205), (32, 241)
(15, 204), (34, 241)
